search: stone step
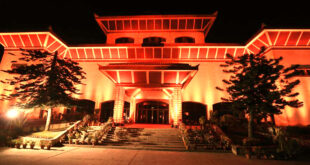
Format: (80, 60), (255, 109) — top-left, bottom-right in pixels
(100, 126), (186, 151)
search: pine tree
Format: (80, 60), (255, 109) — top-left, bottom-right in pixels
(217, 48), (303, 138)
(1, 49), (86, 131)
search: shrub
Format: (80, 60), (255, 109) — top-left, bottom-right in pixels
(0, 132), (7, 147)
(275, 128), (302, 159)
(82, 114), (92, 125)
(242, 137), (262, 146)
(219, 114), (238, 130)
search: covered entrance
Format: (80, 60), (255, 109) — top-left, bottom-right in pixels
(136, 101), (169, 124)
(99, 63), (198, 125)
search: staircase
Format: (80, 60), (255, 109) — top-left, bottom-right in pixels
(103, 126), (186, 151)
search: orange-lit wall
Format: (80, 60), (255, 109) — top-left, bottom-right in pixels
(0, 51), (22, 114)
(76, 62), (115, 108)
(1, 48), (310, 126)
(0, 51), (117, 115)
(182, 62), (229, 117)
(66, 48), (310, 126)
(265, 49), (310, 125)
(106, 31), (205, 44)
(182, 48), (310, 126)
(1, 28), (310, 126)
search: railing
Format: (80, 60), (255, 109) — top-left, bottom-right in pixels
(65, 46), (246, 61)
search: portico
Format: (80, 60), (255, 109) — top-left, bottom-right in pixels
(99, 63), (198, 125)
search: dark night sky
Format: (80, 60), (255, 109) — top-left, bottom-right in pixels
(1, 0), (309, 45)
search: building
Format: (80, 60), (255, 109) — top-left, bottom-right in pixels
(0, 14), (310, 126)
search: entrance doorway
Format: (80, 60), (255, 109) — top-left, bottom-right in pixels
(136, 101), (169, 124)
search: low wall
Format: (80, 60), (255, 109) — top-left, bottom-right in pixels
(22, 120), (81, 146)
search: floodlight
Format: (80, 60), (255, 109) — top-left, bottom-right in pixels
(6, 109), (19, 119)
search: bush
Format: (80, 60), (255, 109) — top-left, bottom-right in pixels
(275, 128), (303, 159)
(219, 114), (237, 128)
(242, 137), (262, 146)
(0, 132), (8, 147)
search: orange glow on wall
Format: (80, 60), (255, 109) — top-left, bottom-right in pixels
(0, 14), (310, 125)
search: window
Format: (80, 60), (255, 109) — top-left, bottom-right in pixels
(75, 99), (95, 114)
(182, 102), (206, 125)
(175, 37), (195, 43)
(99, 101), (130, 122)
(115, 37), (134, 44)
(142, 37), (166, 47)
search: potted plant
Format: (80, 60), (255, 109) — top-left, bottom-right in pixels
(108, 117), (114, 123)
(59, 136), (65, 143)
(15, 139), (22, 149)
(30, 141), (35, 149)
(86, 137), (91, 145)
(80, 132), (87, 145)
(46, 141), (52, 150)
(22, 141), (28, 149)
(8, 139), (15, 148)
(245, 148), (252, 159)
(40, 140), (45, 149)
(91, 135), (98, 146)
(75, 133), (80, 145)
(67, 133), (73, 144)
(199, 116), (206, 131)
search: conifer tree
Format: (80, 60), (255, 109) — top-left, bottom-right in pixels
(1, 49), (86, 131)
(217, 48), (303, 138)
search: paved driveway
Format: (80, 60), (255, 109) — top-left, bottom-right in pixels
(0, 147), (309, 165)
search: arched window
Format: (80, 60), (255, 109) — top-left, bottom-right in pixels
(142, 37), (166, 47)
(99, 101), (130, 122)
(175, 37), (195, 43)
(212, 102), (243, 119)
(182, 102), (206, 125)
(75, 99), (95, 114)
(115, 37), (134, 44)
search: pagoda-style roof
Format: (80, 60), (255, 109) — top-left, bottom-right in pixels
(95, 14), (217, 36)
(99, 63), (198, 88)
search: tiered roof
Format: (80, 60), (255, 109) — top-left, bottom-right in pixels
(95, 14), (217, 37)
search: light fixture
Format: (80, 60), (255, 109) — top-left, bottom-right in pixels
(6, 109), (19, 119)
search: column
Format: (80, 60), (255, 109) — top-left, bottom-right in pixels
(169, 98), (174, 124)
(171, 87), (182, 125)
(129, 97), (136, 123)
(113, 86), (125, 123)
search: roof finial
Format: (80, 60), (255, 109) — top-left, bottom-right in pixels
(261, 23), (267, 29)
(212, 11), (218, 16)
(48, 25), (54, 32)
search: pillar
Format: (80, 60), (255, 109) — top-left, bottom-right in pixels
(171, 87), (182, 125)
(129, 97), (136, 123)
(113, 86), (125, 123)
(169, 98), (174, 124)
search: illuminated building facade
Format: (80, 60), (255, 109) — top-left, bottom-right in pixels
(0, 14), (310, 126)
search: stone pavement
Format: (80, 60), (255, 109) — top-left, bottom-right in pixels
(0, 147), (309, 165)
